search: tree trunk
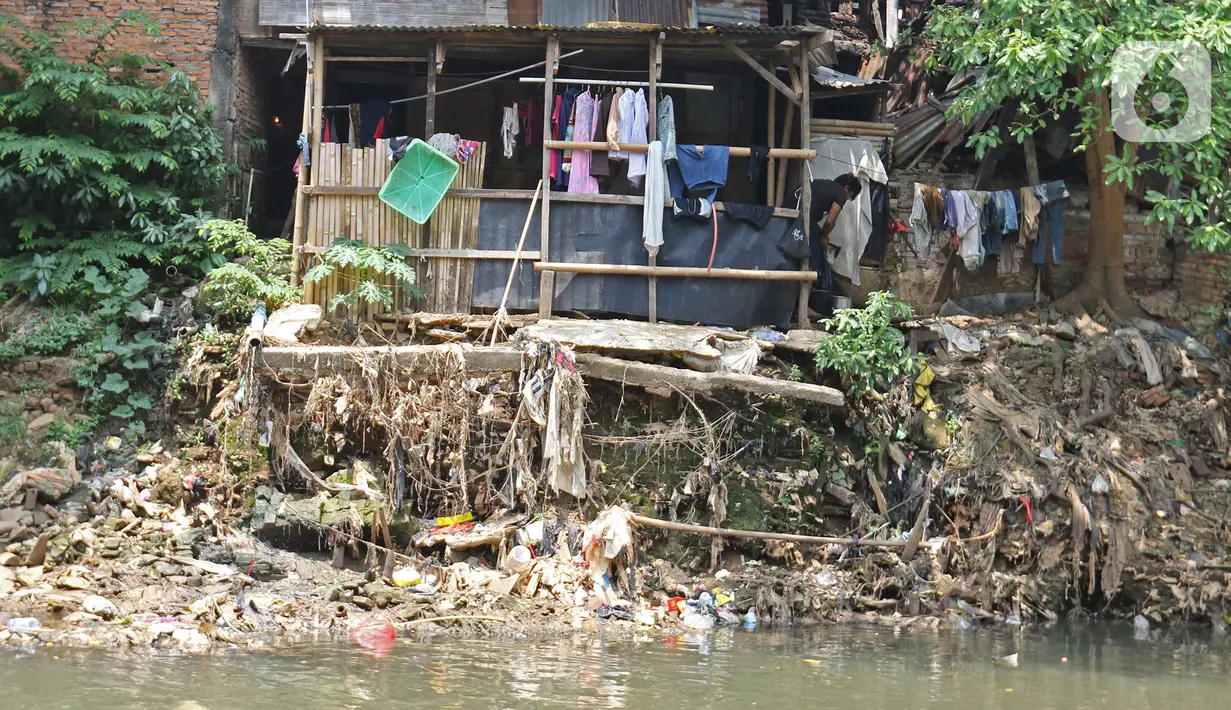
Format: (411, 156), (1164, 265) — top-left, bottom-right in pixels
(1058, 89), (1140, 316)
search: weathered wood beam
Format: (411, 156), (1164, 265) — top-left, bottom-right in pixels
(722, 40), (801, 106)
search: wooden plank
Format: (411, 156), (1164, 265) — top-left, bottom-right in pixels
(797, 40), (812, 330)
(810, 118), (897, 131)
(775, 105), (796, 207)
(325, 55), (426, 62)
(722, 40), (800, 106)
(538, 36), (558, 320)
(534, 263), (816, 281)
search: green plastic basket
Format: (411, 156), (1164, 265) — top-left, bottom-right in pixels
(378, 138), (460, 224)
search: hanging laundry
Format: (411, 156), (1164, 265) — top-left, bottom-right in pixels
(359, 100), (391, 146)
(296, 132), (311, 168)
(348, 103), (361, 148)
(372, 116), (388, 141)
(999, 189), (1019, 233)
(810, 136), (888, 285)
(613, 88), (635, 160)
(950, 190), (982, 269)
(427, 133), (459, 159)
(628, 89), (650, 186)
(1032, 180), (1068, 265)
(981, 190), (1004, 260)
(549, 94), (563, 181)
(590, 92), (614, 180)
(941, 188), (957, 230)
(456, 139), (479, 164)
(501, 105), (519, 159)
(322, 118), (332, 143)
(387, 136), (412, 162)
(672, 145), (729, 201)
(672, 197), (713, 221)
(1019, 186), (1041, 243)
(607, 88), (624, 152)
(567, 91), (600, 195)
(999, 240), (1021, 276)
(657, 94), (677, 163)
(909, 184), (936, 257)
(642, 140), (666, 256)
(725, 202), (775, 230)
(561, 89), (579, 183)
(747, 145), (770, 185)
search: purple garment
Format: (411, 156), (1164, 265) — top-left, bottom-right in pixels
(941, 188), (957, 230)
(567, 91), (600, 195)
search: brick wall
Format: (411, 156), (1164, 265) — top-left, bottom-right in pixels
(0, 0), (221, 91)
(229, 45), (268, 224)
(1175, 248), (1231, 307)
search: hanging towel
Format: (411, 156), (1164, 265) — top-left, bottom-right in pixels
(725, 202), (775, 230)
(628, 89), (650, 186)
(642, 140), (666, 256)
(567, 91), (600, 195)
(657, 94), (677, 162)
(501, 105), (519, 159)
(747, 145), (770, 184)
(1019, 187), (1041, 242)
(673, 144), (729, 201)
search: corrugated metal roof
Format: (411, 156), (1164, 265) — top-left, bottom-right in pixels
(618, 0), (689, 26)
(540, 0), (614, 26)
(812, 65), (889, 90)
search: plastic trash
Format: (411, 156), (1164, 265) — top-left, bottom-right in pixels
(1133, 614), (1150, 640)
(505, 545), (533, 573)
(391, 567), (422, 588)
(743, 609), (758, 629)
(7, 617), (40, 632)
(681, 608), (715, 630)
(350, 617), (396, 653)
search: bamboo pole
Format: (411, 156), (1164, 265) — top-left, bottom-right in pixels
(490, 180), (543, 346)
(534, 262), (816, 281)
(797, 40), (812, 331)
(537, 36), (558, 319)
(774, 106), (796, 206)
(290, 40), (313, 287)
(544, 141), (814, 159)
(309, 33), (327, 293)
(810, 118), (897, 131)
(766, 65), (776, 206)
(648, 35), (659, 325)
(629, 514), (907, 548)
(519, 77), (711, 91)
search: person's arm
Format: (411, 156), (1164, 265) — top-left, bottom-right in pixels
(818, 204), (842, 246)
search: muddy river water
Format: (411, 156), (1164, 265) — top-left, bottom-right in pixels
(4, 624), (1230, 709)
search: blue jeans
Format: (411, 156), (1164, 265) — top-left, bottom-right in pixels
(1032, 199), (1064, 265)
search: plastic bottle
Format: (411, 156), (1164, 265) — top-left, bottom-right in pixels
(6, 617), (40, 632)
(505, 545), (533, 573)
(743, 609), (758, 629)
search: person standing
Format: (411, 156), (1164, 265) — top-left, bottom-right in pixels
(808, 173), (861, 317)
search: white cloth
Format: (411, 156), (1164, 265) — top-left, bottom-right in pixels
(953, 190), (984, 269)
(500, 106), (519, 159)
(613, 89), (636, 160)
(628, 89), (650, 186)
(642, 140), (666, 257)
(809, 136), (888, 285)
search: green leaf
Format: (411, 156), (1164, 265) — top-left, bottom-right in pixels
(122, 356), (149, 370)
(100, 373), (130, 393)
(126, 392), (152, 410)
(110, 404), (135, 419)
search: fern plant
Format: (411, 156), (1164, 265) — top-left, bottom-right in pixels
(304, 239), (420, 312)
(813, 292), (921, 397)
(197, 220), (300, 321)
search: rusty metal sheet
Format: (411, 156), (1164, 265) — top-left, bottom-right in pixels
(617, 0), (689, 26)
(540, 0), (615, 26)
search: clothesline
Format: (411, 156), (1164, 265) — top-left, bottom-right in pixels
(544, 141), (815, 160)
(322, 49), (586, 109)
(520, 77), (714, 91)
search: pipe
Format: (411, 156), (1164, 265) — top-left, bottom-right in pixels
(534, 262), (816, 281)
(176, 325), (198, 339)
(165, 265), (179, 277)
(244, 303), (268, 348)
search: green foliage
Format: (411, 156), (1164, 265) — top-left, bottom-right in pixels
(0, 16), (226, 300)
(45, 417), (94, 447)
(925, 2), (1231, 258)
(304, 239), (420, 312)
(197, 220), (300, 321)
(0, 402), (24, 448)
(0, 311), (96, 360)
(813, 292), (920, 397)
(787, 364), (803, 382)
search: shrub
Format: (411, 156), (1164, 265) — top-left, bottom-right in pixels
(304, 239), (420, 313)
(813, 292), (920, 397)
(197, 220), (300, 322)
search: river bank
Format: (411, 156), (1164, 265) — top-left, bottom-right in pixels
(4, 290), (1231, 653)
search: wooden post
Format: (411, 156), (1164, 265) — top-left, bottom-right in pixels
(797, 41), (812, 330)
(766, 60), (776, 206)
(425, 43), (438, 138)
(290, 38), (315, 287)
(648, 34), (660, 324)
(1023, 133), (1046, 300)
(537, 36), (559, 319)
